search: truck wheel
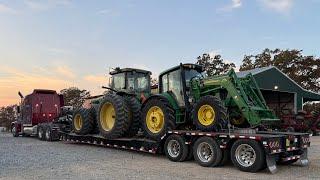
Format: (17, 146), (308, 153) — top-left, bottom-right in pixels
(37, 125), (45, 140)
(192, 95), (227, 132)
(141, 97), (176, 140)
(73, 108), (95, 135)
(124, 96), (141, 137)
(164, 135), (189, 162)
(193, 137), (222, 167)
(97, 93), (130, 139)
(231, 139), (265, 172)
(11, 126), (18, 137)
(45, 125), (52, 141)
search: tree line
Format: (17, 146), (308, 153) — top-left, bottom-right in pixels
(1, 48), (319, 131)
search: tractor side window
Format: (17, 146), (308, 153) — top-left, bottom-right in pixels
(161, 75), (168, 92)
(168, 70), (185, 107)
(113, 73), (125, 90)
(137, 76), (148, 90)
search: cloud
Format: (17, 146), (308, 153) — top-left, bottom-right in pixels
(259, 0), (293, 14)
(96, 9), (120, 16)
(54, 66), (76, 79)
(0, 3), (17, 14)
(24, 0), (71, 11)
(217, 0), (242, 12)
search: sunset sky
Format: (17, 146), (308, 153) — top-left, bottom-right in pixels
(1, 0), (320, 107)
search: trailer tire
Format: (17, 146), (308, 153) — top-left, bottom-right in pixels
(37, 125), (45, 140)
(192, 95), (227, 132)
(124, 96), (141, 137)
(97, 93), (130, 139)
(218, 149), (230, 166)
(193, 137), (222, 167)
(164, 135), (189, 162)
(186, 146), (194, 161)
(141, 97), (176, 140)
(73, 108), (95, 135)
(231, 139), (265, 172)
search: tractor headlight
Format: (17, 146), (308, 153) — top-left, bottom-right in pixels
(188, 97), (195, 103)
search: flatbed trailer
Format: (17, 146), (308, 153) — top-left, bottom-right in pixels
(59, 128), (310, 174)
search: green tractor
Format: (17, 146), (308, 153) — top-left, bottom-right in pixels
(72, 68), (151, 139)
(141, 63), (278, 139)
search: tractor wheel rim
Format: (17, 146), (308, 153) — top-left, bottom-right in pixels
(74, 114), (83, 131)
(100, 102), (115, 131)
(235, 144), (256, 167)
(146, 106), (164, 133)
(198, 105), (216, 126)
(167, 139), (180, 158)
(197, 142), (213, 163)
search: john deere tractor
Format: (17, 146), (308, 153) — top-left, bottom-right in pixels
(141, 63), (278, 139)
(72, 68), (151, 139)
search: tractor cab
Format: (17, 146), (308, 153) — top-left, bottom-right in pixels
(109, 68), (152, 97)
(159, 63), (204, 108)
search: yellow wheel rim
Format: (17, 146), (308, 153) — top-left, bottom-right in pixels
(74, 114), (83, 131)
(146, 106), (164, 133)
(198, 105), (216, 126)
(100, 102), (116, 131)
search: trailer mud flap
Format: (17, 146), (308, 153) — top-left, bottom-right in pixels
(266, 154), (278, 174)
(297, 149), (309, 166)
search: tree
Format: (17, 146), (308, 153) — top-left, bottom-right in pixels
(196, 53), (236, 76)
(240, 48), (320, 93)
(60, 87), (91, 108)
(0, 105), (17, 131)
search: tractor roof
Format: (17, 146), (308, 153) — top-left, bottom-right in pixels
(159, 63), (204, 77)
(109, 68), (151, 75)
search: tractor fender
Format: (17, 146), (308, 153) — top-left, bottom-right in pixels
(141, 93), (180, 112)
(141, 94), (170, 109)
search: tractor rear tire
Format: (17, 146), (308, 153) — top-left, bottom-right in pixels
(97, 93), (130, 139)
(192, 95), (227, 132)
(141, 97), (176, 140)
(231, 139), (265, 172)
(193, 137), (222, 167)
(124, 96), (141, 137)
(72, 108), (95, 135)
(164, 135), (189, 162)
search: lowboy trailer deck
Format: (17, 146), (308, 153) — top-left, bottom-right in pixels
(60, 128), (310, 174)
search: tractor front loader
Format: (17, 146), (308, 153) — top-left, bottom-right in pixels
(141, 63), (279, 140)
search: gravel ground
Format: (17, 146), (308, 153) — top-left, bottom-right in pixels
(0, 133), (319, 180)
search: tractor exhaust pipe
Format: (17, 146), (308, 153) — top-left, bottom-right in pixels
(18, 91), (24, 99)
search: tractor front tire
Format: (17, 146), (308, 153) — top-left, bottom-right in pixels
(192, 95), (227, 132)
(45, 125), (52, 141)
(97, 93), (130, 139)
(37, 125), (45, 140)
(72, 108), (95, 135)
(141, 97), (176, 140)
(11, 126), (19, 137)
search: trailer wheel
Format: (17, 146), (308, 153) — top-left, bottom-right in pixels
(193, 137), (222, 167)
(192, 95), (227, 132)
(45, 125), (52, 141)
(11, 126), (18, 137)
(73, 108), (95, 135)
(97, 93), (130, 139)
(231, 139), (265, 172)
(37, 125), (45, 140)
(164, 135), (189, 162)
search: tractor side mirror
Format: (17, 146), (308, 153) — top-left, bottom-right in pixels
(16, 106), (20, 113)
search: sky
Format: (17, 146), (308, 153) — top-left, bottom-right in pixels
(0, 0), (320, 107)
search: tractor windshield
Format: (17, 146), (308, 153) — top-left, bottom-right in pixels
(112, 73), (126, 90)
(127, 72), (150, 92)
(184, 68), (203, 87)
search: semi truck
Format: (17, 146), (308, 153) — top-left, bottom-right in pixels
(12, 65), (311, 174)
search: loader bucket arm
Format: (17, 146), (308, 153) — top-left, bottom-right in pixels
(201, 69), (279, 126)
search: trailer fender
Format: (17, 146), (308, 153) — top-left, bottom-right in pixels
(297, 149), (309, 166)
(266, 154), (278, 174)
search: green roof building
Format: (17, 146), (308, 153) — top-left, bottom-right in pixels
(237, 66), (320, 116)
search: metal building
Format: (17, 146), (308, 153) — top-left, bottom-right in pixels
(237, 66), (320, 116)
